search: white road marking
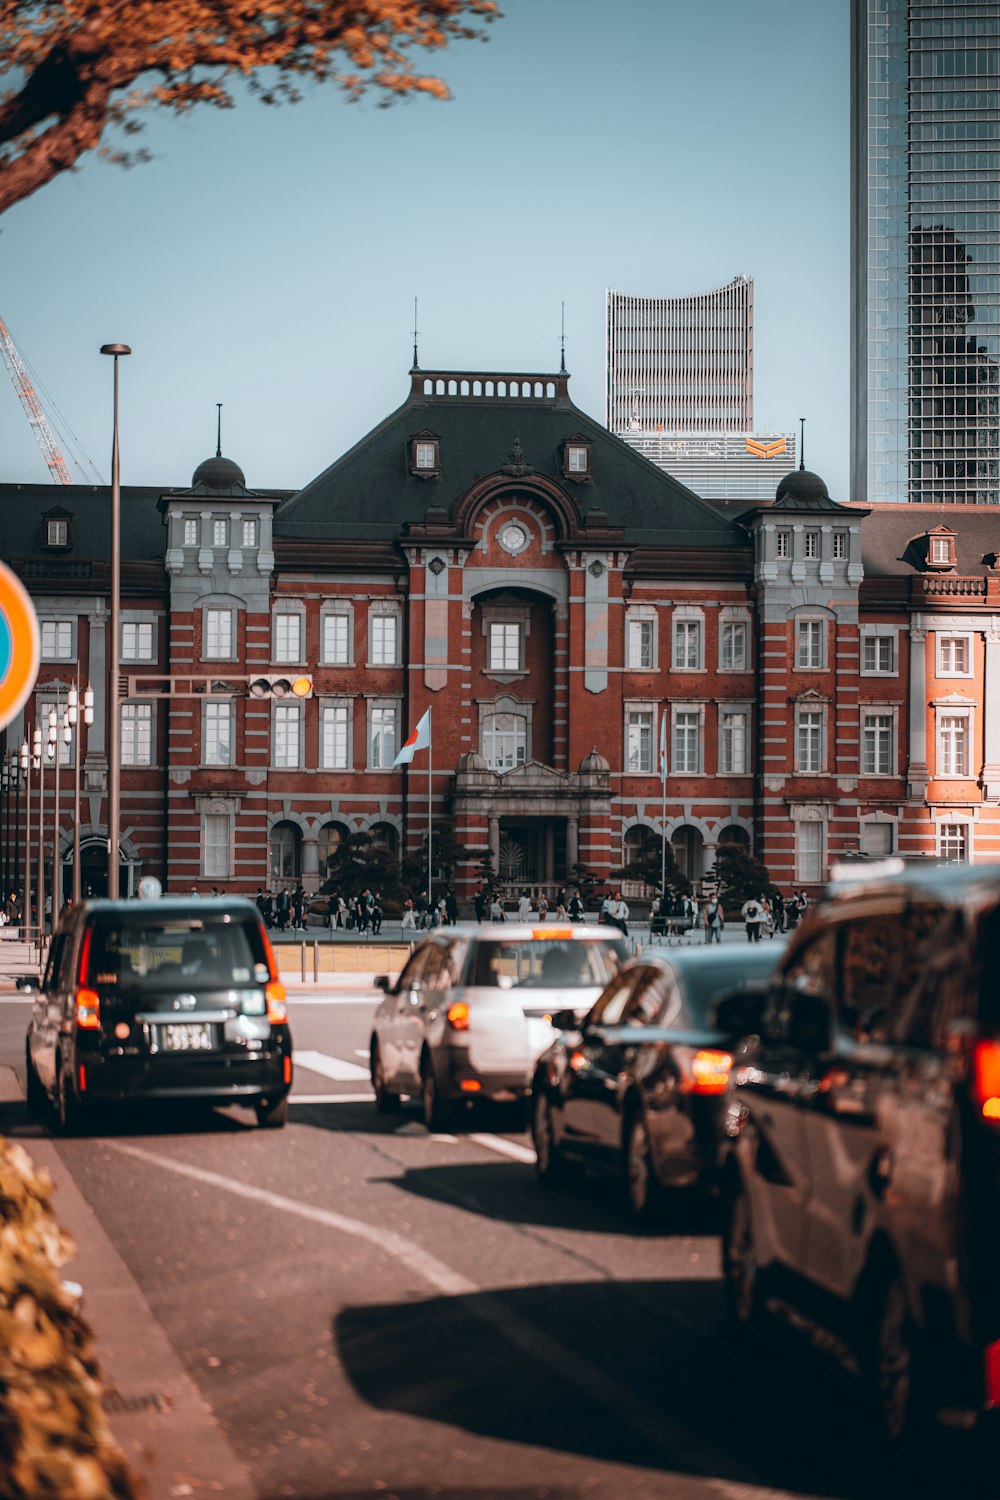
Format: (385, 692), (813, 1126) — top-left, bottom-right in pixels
(291, 1092), (374, 1104)
(294, 1049), (371, 1082)
(105, 1140), (791, 1496)
(468, 1132), (536, 1165)
(284, 994), (380, 1006)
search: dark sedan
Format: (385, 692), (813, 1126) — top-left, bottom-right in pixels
(530, 943), (782, 1223)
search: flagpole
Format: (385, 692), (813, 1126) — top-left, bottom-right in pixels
(660, 709), (667, 904)
(427, 708), (433, 912)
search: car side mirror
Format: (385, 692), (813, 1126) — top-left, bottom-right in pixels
(16, 976), (38, 993)
(550, 1008), (579, 1032)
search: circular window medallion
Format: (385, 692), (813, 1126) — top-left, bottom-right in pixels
(499, 523), (528, 555)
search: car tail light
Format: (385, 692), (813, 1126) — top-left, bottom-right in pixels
(973, 1041), (1000, 1121)
(446, 1000), (470, 1031)
(460, 1079), (481, 1092)
(78, 1065), (87, 1093)
(77, 925), (93, 985)
(681, 1048), (734, 1096)
(265, 980), (288, 1025)
(283, 1055), (292, 1085)
(985, 1340), (1000, 1407)
(535, 928), (573, 941)
(74, 988), (100, 1030)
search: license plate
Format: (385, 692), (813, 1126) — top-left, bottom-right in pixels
(158, 1022), (213, 1052)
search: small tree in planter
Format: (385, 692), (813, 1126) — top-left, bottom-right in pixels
(709, 842), (778, 910)
(612, 830), (691, 903)
(321, 830), (403, 905)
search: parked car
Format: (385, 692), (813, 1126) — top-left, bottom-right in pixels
(720, 861), (1000, 1443)
(530, 943), (784, 1222)
(369, 923), (628, 1129)
(23, 896), (293, 1132)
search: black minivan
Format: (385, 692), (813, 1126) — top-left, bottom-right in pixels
(23, 897), (293, 1131)
(721, 862), (1000, 1441)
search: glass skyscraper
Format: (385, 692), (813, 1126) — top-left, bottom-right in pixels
(851, 0), (1000, 504)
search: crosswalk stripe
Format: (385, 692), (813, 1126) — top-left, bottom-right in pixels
(294, 1048), (371, 1082)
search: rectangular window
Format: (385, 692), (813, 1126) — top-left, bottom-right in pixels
(672, 710), (701, 774)
(776, 530), (790, 558)
(203, 813), (230, 879)
(183, 518), (198, 546)
(720, 710), (747, 774)
(415, 441), (437, 469)
(938, 822), (969, 863)
(931, 535), (951, 563)
(796, 620), (824, 669)
(625, 709), (652, 774)
(804, 530), (820, 559)
(242, 519), (257, 547)
(274, 613), (302, 663)
(567, 446), (588, 472)
(273, 704), (301, 768)
(46, 519), (68, 547)
(213, 519), (228, 547)
(862, 713), (894, 775)
(204, 609), (233, 660)
(120, 703), (152, 767)
(321, 703), (350, 770)
(626, 619), (654, 670)
(833, 531), (848, 560)
(204, 701), (233, 766)
(720, 620), (748, 672)
(323, 613), (351, 665)
(40, 620), (72, 660)
(369, 705), (397, 768)
(796, 821), (823, 883)
(796, 709), (824, 773)
(862, 634), (895, 673)
(121, 621), (154, 662)
(861, 822), (894, 857)
(488, 621), (521, 672)
(938, 634), (971, 675)
(673, 619), (702, 670)
(938, 713), (970, 776)
(370, 615), (398, 667)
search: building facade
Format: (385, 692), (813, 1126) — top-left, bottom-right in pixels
(617, 429), (797, 501)
(851, 0), (1000, 505)
(6, 364), (1000, 909)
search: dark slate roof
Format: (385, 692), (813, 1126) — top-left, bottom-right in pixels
(0, 483), (169, 562)
(275, 370), (743, 550)
(859, 502), (1000, 577)
(772, 468), (843, 511)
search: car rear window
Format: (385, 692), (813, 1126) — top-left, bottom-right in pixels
(469, 938), (627, 989)
(83, 913), (268, 995)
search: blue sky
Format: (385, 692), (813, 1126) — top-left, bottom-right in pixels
(1, 0), (848, 498)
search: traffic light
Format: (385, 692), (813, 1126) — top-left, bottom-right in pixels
(248, 674), (313, 700)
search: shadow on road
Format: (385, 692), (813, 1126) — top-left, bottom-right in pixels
(335, 1278), (984, 1500)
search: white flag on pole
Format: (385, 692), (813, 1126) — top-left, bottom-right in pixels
(393, 707), (431, 766)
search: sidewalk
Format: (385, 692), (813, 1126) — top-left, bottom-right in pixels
(0, 1068), (255, 1500)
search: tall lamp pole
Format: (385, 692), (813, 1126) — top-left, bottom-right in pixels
(20, 740), (31, 942)
(67, 683), (93, 903)
(100, 343), (131, 899)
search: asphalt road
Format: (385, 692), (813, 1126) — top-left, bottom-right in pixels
(0, 991), (977, 1500)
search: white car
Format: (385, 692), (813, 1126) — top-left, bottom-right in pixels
(370, 923), (628, 1129)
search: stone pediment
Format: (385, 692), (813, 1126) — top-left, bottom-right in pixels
(500, 759), (570, 790)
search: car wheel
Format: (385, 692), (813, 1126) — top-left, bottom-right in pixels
(371, 1043), (401, 1114)
(24, 1040), (47, 1117)
(56, 1063), (85, 1137)
(867, 1273), (917, 1445)
(624, 1109), (662, 1225)
(722, 1174), (763, 1336)
(531, 1087), (564, 1186)
(255, 1094), (289, 1129)
(421, 1058), (454, 1133)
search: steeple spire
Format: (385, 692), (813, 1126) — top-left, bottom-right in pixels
(799, 416), (806, 471)
(216, 402), (223, 459)
(411, 297), (420, 371)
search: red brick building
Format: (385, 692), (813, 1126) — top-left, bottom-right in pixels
(4, 365), (1000, 905)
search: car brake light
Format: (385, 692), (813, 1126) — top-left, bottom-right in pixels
(535, 928), (573, 941)
(78, 1065), (87, 1093)
(446, 1000), (470, 1031)
(265, 980), (288, 1025)
(74, 988), (100, 1030)
(985, 1340), (1000, 1407)
(682, 1048), (734, 1096)
(973, 1040), (1000, 1121)
(283, 1055), (292, 1085)
(77, 926), (93, 985)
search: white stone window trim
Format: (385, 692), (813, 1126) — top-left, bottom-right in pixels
(623, 698), (658, 776)
(671, 606), (705, 672)
(481, 601), (530, 678)
(120, 613), (159, 664)
(120, 700), (155, 768)
(934, 813), (973, 864)
(791, 807), (826, 884)
(477, 693), (533, 771)
(624, 605), (658, 672)
(272, 700), (303, 770)
(202, 605), (237, 662)
(832, 530), (849, 561)
(671, 701), (705, 776)
(859, 703), (898, 777)
(794, 614), (828, 671)
(242, 518), (259, 548)
(718, 608), (751, 673)
(936, 630), (974, 678)
(859, 812), (898, 857)
(794, 701), (827, 774)
(319, 698), (354, 771)
(366, 697), (401, 771)
(803, 529), (821, 560)
(201, 806), (233, 879)
(202, 698), (234, 768)
(717, 701), (752, 776)
(860, 626), (899, 677)
(934, 699), (975, 779)
(321, 604), (355, 666)
(272, 604), (306, 665)
(39, 617), (77, 663)
(367, 604), (402, 668)
(183, 517), (199, 547)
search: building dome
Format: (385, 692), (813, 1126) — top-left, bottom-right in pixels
(579, 747), (610, 774)
(191, 454), (246, 492)
(456, 750), (488, 773)
(773, 468), (830, 508)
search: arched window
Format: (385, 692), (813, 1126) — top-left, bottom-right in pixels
(481, 712), (527, 772)
(717, 825), (750, 852)
(671, 825), (705, 881)
(269, 821), (301, 883)
(623, 825), (652, 864)
(369, 822), (399, 859)
(318, 821), (349, 881)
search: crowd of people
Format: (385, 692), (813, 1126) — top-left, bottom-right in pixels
(648, 888), (811, 943)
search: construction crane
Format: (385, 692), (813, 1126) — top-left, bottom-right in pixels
(0, 315), (72, 484)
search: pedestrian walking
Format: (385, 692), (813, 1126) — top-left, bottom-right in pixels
(703, 896), (724, 943)
(490, 895), (506, 922)
(606, 890), (630, 937)
(402, 898), (417, 930)
(445, 888), (459, 925)
(741, 895), (764, 942)
(517, 888), (532, 922)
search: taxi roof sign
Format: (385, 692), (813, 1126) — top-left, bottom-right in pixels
(0, 562), (39, 731)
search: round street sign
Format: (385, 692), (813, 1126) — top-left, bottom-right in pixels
(0, 561), (40, 731)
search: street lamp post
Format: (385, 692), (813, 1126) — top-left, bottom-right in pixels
(67, 683), (93, 903)
(20, 740), (31, 942)
(33, 726), (52, 954)
(100, 342), (131, 900)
